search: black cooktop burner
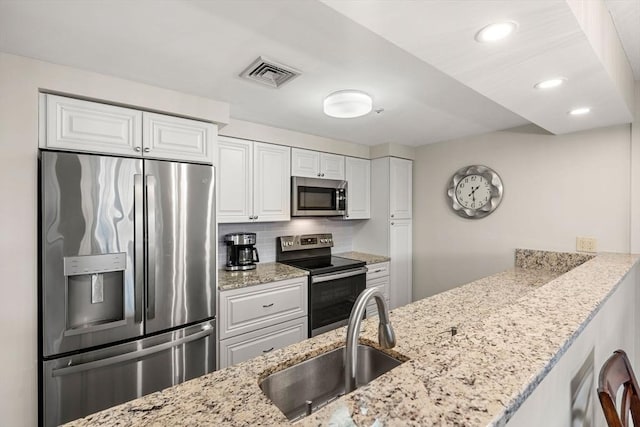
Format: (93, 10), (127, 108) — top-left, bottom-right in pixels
(283, 256), (365, 275)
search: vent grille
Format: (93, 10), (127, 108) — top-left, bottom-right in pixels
(239, 56), (301, 88)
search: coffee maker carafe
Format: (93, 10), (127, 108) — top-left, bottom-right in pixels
(224, 232), (259, 271)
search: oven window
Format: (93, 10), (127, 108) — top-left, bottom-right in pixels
(298, 186), (336, 210)
(310, 273), (365, 332)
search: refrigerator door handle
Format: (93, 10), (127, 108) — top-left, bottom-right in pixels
(146, 175), (157, 320)
(51, 327), (212, 377)
(134, 174), (144, 323)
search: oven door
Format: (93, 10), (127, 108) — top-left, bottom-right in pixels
(309, 267), (367, 337)
(291, 176), (347, 217)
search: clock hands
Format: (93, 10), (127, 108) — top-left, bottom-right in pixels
(468, 185), (480, 202)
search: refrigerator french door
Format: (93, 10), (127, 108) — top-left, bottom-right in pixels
(39, 151), (216, 426)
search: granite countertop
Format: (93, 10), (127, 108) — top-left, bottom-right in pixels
(67, 250), (639, 426)
(336, 251), (391, 265)
(218, 262), (308, 291)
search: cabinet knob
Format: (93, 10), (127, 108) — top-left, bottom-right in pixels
(249, 215), (254, 220)
(317, 173), (321, 177)
(134, 146), (141, 152)
(254, 215), (258, 220)
(321, 173), (325, 177)
(390, 214), (394, 218)
(143, 147), (151, 153)
(391, 222), (395, 225)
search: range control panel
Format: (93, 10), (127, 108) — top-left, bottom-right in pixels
(279, 234), (333, 251)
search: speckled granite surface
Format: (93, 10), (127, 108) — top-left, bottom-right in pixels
(218, 262), (308, 291)
(66, 252), (639, 427)
(336, 251), (391, 265)
(515, 248), (595, 273)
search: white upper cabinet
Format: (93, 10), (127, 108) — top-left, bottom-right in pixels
(143, 112), (216, 163)
(217, 137), (253, 222)
(217, 136), (290, 223)
(345, 157), (370, 219)
(253, 142), (291, 222)
(291, 148), (345, 180)
(389, 157), (412, 219)
(43, 94), (142, 156)
(41, 94), (217, 164)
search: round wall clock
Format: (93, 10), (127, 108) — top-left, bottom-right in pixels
(447, 165), (503, 219)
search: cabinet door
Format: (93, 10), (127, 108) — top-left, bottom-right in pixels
(143, 112), (216, 164)
(253, 142), (291, 222)
(218, 317), (307, 369)
(291, 148), (320, 178)
(44, 94), (142, 156)
(389, 157), (412, 219)
(389, 219), (412, 309)
(217, 137), (253, 223)
(345, 157), (370, 219)
(320, 153), (345, 180)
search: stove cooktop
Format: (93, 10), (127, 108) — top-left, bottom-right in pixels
(282, 256), (365, 276)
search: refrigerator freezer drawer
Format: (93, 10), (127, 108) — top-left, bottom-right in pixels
(42, 320), (215, 427)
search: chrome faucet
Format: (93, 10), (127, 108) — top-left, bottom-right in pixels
(344, 287), (396, 394)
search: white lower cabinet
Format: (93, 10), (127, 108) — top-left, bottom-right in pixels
(389, 220), (412, 309)
(365, 262), (390, 318)
(218, 277), (308, 369)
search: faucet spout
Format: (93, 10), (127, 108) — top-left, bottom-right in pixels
(344, 287), (395, 394)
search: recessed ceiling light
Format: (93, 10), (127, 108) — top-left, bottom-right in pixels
(569, 107), (591, 116)
(323, 90), (372, 118)
(475, 21), (518, 43)
(534, 78), (567, 90)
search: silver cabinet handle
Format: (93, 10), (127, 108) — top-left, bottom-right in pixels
(146, 175), (157, 320)
(143, 147), (151, 153)
(262, 347), (274, 353)
(134, 146), (142, 152)
(254, 215), (258, 220)
(52, 327), (212, 377)
(262, 303), (274, 308)
(311, 267), (368, 284)
(133, 174), (144, 323)
(373, 269), (383, 273)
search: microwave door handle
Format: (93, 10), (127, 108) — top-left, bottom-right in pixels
(146, 175), (157, 320)
(134, 174), (144, 323)
(51, 327), (212, 377)
(253, 247), (260, 263)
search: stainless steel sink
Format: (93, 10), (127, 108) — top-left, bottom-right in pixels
(259, 344), (403, 421)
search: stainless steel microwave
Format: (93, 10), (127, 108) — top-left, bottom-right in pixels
(291, 176), (347, 217)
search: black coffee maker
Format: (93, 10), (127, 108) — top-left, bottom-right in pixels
(224, 232), (260, 271)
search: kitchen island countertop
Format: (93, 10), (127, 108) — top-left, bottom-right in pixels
(67, 250), (638, 426)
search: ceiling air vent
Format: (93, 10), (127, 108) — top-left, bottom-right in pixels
(239, 56), (301, 88)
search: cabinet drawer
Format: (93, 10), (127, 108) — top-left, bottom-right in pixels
(367, 262), (390, 280)
(366, 276), (390, 299)
(218, 317), (307, 369)
(219, 277), (307, 340)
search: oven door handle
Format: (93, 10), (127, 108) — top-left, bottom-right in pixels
(311, 267), (368, 284)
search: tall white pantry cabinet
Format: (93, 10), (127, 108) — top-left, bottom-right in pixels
(353, 157), (413, 309)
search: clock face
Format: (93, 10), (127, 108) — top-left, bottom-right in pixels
(447, 165), (503, 219)
(455, 174), (491, 210)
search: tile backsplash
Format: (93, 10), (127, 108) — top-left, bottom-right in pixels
(218, 218), (361, 268)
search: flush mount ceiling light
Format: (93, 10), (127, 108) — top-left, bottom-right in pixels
(475, 21), (518, 43)
(569, 107), (591, 115)
(323, 90), (373, 118)
(534, 78), (567, 90)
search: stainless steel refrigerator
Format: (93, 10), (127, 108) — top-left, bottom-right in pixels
(39, 151), (216, 426)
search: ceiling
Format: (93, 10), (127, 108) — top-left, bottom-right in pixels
(0, 0), (637, 147)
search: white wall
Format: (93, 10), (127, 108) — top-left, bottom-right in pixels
(413, 123), (632, 300)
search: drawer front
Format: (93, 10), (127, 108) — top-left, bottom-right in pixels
(218, 317), (307, 369)
(366, 262), (390, 280)
(366, 276), (390, 299)
(219, 277), (307, 340)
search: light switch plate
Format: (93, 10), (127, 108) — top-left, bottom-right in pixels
(576, 237), (597, 253)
